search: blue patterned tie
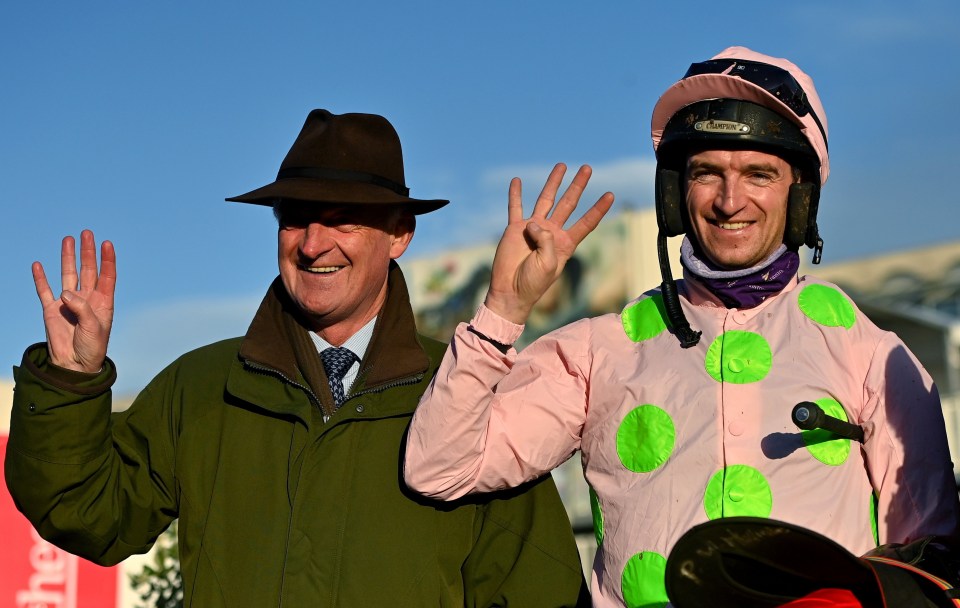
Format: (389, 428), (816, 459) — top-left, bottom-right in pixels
(320, 347), (358, 410)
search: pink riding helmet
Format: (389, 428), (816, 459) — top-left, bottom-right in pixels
(651, 46), (829, 186)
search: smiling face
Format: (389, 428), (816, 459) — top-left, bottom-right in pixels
(684, 149), (795, 270)
(276, 202), (414, 344)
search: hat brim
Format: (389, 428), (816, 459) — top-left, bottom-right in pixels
(665, 517), (881, 608)
(226, 177), (449, 215)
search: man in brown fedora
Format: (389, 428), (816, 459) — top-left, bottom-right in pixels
(5, 109), (590, 607)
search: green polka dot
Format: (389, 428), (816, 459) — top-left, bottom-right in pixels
(798, 284), (856, 329)
(704, 331), (772, 384)
(622, 294), (669, 342)
(621, 551), (669, 608)
(616, 405), (675, 473)
(802, 398), (852, 466)
(703, 465), (773, 519)
(870, 491), (880, 547)
(589, 487), (604, 546)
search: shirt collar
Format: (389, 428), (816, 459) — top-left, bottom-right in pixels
(309, 316), (377, 361)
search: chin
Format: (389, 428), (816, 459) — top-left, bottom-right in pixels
(707, 252), (761, 270)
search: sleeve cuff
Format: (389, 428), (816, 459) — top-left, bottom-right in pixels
(471, 304), (525, 346)
(21, 343), (117, 395)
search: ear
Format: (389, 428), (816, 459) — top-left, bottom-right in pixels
(389, 213), (416, 259)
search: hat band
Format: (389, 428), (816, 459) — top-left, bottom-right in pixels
(277, 167), (410, 196)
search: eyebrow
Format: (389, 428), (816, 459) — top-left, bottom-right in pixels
(741, 162), (784, 176)
(686, 159), (721, 174)
(686, 159), (785, 176)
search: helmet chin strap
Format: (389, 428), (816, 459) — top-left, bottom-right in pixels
(655, 166), (701, 348)
(658, 232), (702, 348)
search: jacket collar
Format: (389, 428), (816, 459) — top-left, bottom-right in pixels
(236, 261), (430, 409)
(353, 262), (431, 391)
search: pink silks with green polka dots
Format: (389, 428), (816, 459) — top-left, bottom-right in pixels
(405, 273), (960, 608)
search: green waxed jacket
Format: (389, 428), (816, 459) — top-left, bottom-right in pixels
(5, 264), (589, 607)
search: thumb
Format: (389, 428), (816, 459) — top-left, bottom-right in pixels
(61, 291), (95, 329)
(525, 221), (554, 251)
(60, 290), (82, 310)
(524, 222), (558, 274)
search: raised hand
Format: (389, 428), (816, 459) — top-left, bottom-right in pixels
(33, 230), (117, 372)
(485, 163), (614, 325)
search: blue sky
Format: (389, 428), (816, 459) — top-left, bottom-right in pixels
(3, 1), (958, 393)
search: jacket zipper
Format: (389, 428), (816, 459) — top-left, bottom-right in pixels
(244, 361), (424, 607)
(242, 360), (317, 608)
(244, 360), (322, 409)
(346, 373), (425, 403)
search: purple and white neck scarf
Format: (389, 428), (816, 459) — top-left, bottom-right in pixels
(679, 237), (799, 309)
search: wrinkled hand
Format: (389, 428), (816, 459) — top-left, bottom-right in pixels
(33, 230), (116, 373)
(485, 163), (614, 325)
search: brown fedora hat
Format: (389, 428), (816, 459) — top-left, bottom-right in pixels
(226, 109), (449, 214)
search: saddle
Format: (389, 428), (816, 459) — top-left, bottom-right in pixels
(665, 517), (960, 607)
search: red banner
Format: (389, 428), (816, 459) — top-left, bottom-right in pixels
(0, 434), (121, 608)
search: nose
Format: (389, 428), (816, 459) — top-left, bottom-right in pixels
(299, 222), (336, 258)
(713, 178), (747, 217)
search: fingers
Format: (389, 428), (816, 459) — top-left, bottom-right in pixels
(58, 230), (112, 296)
(36, 230), (113, 374)
(549, 165), (593, 226)
(531, 163), (568, 219)
(96, 239), (117, 299)
(507, 178), (524, 224)
(60, 235), (78, 293)
(32, 262), (55, 305)
(78, 229), (98, 294)
(530, 163), (595, 226)
(514, 163), (610, 241)
(566, 191), (615, 246)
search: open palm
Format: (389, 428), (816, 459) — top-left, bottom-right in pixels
(485, 164), (614, 325)
(33, 230), (116, 372)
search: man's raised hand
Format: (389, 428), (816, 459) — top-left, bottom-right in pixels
(484, 163), (614, 325)
(33, 230), (116, 373)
